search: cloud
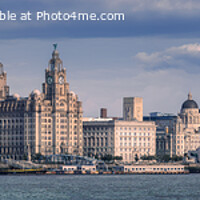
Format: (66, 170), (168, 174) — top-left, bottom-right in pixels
(106, 0), (200, 13)
(134, 43), (200, 72)
(1, 0), (200, 39)
(1, 38), (200, 117)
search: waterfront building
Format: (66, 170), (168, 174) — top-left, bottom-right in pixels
(83, 118), (115, 158)
(151, 93), (200, 157)
(156, 127), (173, 157)
(172, 92), (200, 156)
(114, 120), (156, 162)
(144, 113), (176, 157)
(0, 45), (83, 160)
(122, 164), (185, 174)
(83, 105), (156, 163)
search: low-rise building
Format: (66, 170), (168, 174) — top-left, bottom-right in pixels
(122, 164), (185, 174)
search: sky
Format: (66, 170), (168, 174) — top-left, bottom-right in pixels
(1, 0), (200, 117)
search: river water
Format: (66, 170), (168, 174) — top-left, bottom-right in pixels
(0, 174), (200, 200)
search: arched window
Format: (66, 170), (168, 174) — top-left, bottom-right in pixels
(60, 103), (64, 107)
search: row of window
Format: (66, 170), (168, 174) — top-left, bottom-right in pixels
(0, 119), (23, 123)
(120, 137), (152, 141)
(117, 127), (154, 131)
(84, 132), (112, 136)
(0, 131), (24, 135)
(119, 132), (154, 136)
(124, 167), (184, 171)
(120, 143), (153, 147)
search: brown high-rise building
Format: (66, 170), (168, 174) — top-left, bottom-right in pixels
(100, 108), (107, 118)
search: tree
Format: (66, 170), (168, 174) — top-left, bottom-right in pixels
(114, 156), (123, 161)
(171, 155), (183, 161)
(161, 155), (171, 162)
(135, 154), (139, 162)
(141, 155), (156, 160)
(32, 153), (43, 161)
(101, 154), (113, 161)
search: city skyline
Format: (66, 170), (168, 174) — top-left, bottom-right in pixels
(0, 42), (200, 118)
(1, 1), (200, 199)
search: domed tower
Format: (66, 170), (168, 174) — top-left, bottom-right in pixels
(181, 92), (198, 111)
(0, 62), (9, 101)
(179, 92), (200, 129)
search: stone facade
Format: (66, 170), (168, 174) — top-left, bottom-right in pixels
(114, 120), (156, 162)
(173, 92), (200, 156)
(83, 118), (156, 163)
(156, 127), (173, 157)
(153, 92), (200, 157)
(123, 97), (143, 121)
(0, 63), (9, 101)
(144, 114), (176, 157)
(0, 46), (83, 160)
(83, 118), (115, 158)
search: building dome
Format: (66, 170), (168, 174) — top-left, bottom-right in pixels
(181, 92), (198, 110)
(31, 89), (41, 97)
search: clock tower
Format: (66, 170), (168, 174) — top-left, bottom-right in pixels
(43, 44), (69, 107)
(41, 44), (83, 155)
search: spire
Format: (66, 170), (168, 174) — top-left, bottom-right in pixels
(48, 44), (63, 71)
(188, 91), (192, 100)
(53, 43), (57, 50)
(0, 62), (4, 75)
(52, 43), (59, 60)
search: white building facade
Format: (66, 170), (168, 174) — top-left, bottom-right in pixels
(83, 118), (156, 163)
(173, 92), (200, 156)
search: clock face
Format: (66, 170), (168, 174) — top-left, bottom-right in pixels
(59, 76), (64, 85)
(47, 76), (53, 85)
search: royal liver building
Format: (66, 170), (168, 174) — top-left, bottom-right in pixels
(0, 45), (83, 160)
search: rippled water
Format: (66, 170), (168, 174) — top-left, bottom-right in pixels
(0, 174), (200, 200)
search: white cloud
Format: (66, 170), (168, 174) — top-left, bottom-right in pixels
(2, 38), (200, 117)
(134, 43), (200, 71)
(106, 0), (200, 13)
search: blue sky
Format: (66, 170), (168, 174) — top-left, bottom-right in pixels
(1, 0), (200, 117)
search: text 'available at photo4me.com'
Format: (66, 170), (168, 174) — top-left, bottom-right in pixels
(0, 10), (125, 22)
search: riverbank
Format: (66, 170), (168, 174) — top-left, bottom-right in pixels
(1, 161), (200, 175)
